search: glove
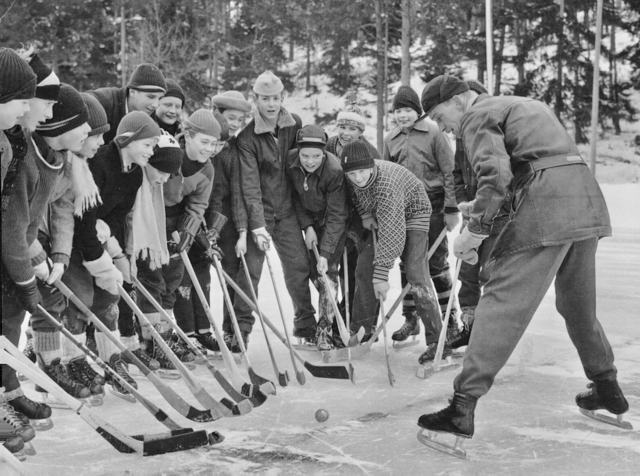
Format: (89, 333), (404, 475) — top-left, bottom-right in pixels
(33, 258), (53, 281)
(84, 251), (123, 295)
(252, 227), (271, 251)
(15, 279), (42, 314)
(176, 214), (202, 253)
(203, 243), (224, 265)
(453, 226), (487, 265)
(373, 281), (390, 300)
(362, 216), (378, 231)
(444, 212), (460, 232)
(206, 211), (228, 243)
(235, 231), (247, 257)
(46, 262), (65, 285)
(316, 256), (328, 275)
(304, 226), (318, 250)
(95, 219), (111, 244)
(113, 255), (132, 283)
(458, 200), (475, 220)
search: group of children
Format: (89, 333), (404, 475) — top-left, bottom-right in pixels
(2, 46), (482, 456)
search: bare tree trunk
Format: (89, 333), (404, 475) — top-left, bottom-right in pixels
(611, 0), (621, 134)
(120, 1), (126, 88)
(384, 5), (389, 131)
(514, 17), (525, 87)
(400, 0), (411, 86)
(306, 33), (311, 91)
(493, 18), (506, 95)
(375, 0), (385, 152)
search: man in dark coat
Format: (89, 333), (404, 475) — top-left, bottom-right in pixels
(416, 74), (629, 450)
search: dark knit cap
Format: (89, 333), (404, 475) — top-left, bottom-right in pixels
(340, 141), (375, 172)
(392, 85), (421, 116)
(163, 79), (185, 105)
(36, 83), (88, 137)
(115, 111), (162, 148)
(28, 53), (60, 101)
(421, 73), (470, 115)
(128, 63), (167, 94)
(0, 48), (37, 104)
(184, 109), (221, 139)
(81, 93), (110, 137)
(149, 133), (183, 174)
(296, 124), (328, 150)
(212, 110), (230, 142)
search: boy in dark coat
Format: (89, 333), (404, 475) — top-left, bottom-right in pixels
(237, 70), (317, 342)
(287, 125), (348, 350)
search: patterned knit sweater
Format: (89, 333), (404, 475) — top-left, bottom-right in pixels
(349, 160), (431, 282)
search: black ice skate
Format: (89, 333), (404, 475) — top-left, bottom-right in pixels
(167, 332), (197, 365)
(144, 339), (181, 380)
(315, 326), (333, 352)
(417, 393), (477, 459)
(230, 331), (250, 354)
(4, 391), (53, 432)
(35, 358), (92, 409)
(392, 311), (420, 349)
(416, 342), (460, 379)
(576, 380), (632, 429)
(67, 357), (105, 406)
(1, 402), (36, 443)
(105, 354), (137, 403)
(449, 307), (474, 349)
(293, 325), (318, 350)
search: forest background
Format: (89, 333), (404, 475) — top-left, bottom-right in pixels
(1, 0), (639, 159)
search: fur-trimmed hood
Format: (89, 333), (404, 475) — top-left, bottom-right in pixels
(252, 106), (297, 135)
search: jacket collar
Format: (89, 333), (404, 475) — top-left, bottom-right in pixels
(388, 118), (431, 140)
(253, 107), (296, 135)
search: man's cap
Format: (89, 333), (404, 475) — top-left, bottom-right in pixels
(296, 124), (328, 150)
(420, 72), (470, 115)
(253, 70), (284, 96)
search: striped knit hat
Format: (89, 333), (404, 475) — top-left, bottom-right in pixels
(115, 111), (162, 148)
(36, 83), (88, 137)
(81, 93), (110, 137)
(128, 63), (167, 94)
(28, 53), (60, 101)
(336, 102), (366, 131)
(184, 109), (221, 139)
(340, 141), (375, 172)
(212, 91), (252, 113)
(0, 48), (37, 104)
(149, 133), (183, 174)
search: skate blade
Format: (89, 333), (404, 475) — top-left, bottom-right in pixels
(292, 344), (318, 352)
(157, 369), (182, 380)
(37, 393), (92, 410)
(392, 336), (420, 349)
(87, 394), (104, 407)
(415, 357), (460, 379)
(30, 418), (54, 432)
(417, 429), (467, 459)
(108, 388), (137, 403)
(579, 408), (633, 430)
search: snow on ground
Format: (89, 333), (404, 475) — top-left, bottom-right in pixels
(8, 183), (639, 476)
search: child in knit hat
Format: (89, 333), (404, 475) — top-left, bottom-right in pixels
(87, 63), (167, 144)
(384, 85), (460, 354)
(212, 90), (252, 136)
(286, 124), (349, 350)
(328, 102), (380, 160)
(238, 70), (319, 344)
(134, 109), (219, 366)
(340, 141), (442, 350)
(62, 111), (161, 399)
(154, 79), (185, 137)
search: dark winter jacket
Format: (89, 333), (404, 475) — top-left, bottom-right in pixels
(383, 119), (457, 211)
(1, 129), (11, 191)
(208, 137), (248, 232)
(286, 149), (347, 259)
(453, 137), (477, 204)
(87, 86), (128, 144)
(2, 131), (63, 284)
(73, 141), (142, 262)
(237, 108), (302, 230)
(461, 94), (611, 259)
(348, 160), (431, 282)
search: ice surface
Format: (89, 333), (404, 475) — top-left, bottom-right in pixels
(7, 189), (640, 476)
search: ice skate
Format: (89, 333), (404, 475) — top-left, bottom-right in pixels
(392, 311), (420, 349)
(449, 307), (473, 349)
(230, 331), (250, 354)
(144, 339), (181, 380)
(315, 326), (333, 352)
(122, 347), (161, 372)
(188, 334), (211, 364)
(4, 392), (53, 431)
(1, 402), (36, 444)
(167, 332), (197, 364)
(416, 342), (459, 379)
(293, 326), (318, 351)
(67, 357), (105, 406)
(576, 380), (632, 429)
(105, 354), (137, 403)
(417, 392), (477, 459)
(192, 331), (223, 361)
(35, 358), (92, 409)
